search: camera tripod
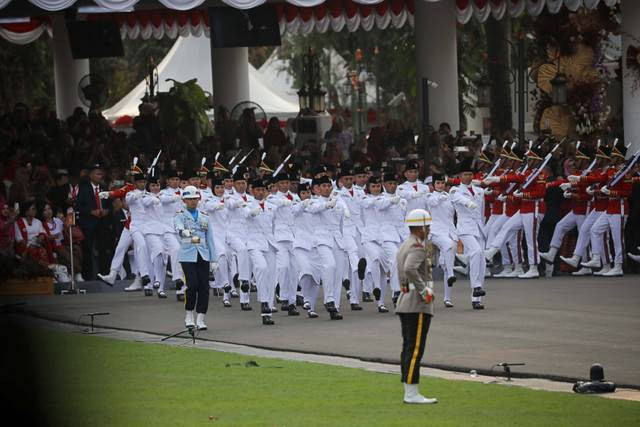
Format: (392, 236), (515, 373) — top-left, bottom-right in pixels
(161, 325), (198, 345)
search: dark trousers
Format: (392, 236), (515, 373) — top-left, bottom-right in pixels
(399, 312), (432, 384)
(181, 254), (210, 314)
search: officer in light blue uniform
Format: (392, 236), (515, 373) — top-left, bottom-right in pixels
(174, 185), (217, 330)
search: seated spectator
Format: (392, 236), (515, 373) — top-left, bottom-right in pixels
(39, 201), (83, 283)
(264, 117), (288, 152)
(0, 200), (16, 258)
(14, 200), (50, 269)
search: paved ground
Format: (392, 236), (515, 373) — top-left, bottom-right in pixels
(3, 274), (640, 386)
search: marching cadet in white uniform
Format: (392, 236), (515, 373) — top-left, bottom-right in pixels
(158, 168), (185, 298)
(203, 177), (233, 308)
(292, 182), (321, 318)
(360, 175), (389, 312)
(123, 165), (152, 291)
(450, 159), (487, 309)
(397, 159), (430, 216)
(335, 166), (365, 310)
(425, 173), (458, 307)
(141, 168), (169, 297)
(244, 179), (279, 325)
(306, 175), (344, 320)
(268, 171), (300, 315)
(225, 167), (254, 310)
(376, 172), (408, 309)
(352, 165), (373, 301)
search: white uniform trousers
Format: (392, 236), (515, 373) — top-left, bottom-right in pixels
(590, 213), (626, 264)
(145, 233), (166, 290)
(249, 248), (277, 304)
(109, 227), (132, 272)
(380, 241), (400, 292)
(274, 241), (296, 305)
(485, 214), (517, 266)
(227, 235), (251, 282)
(520, 212), (543, 266)
(459, 234), (486, 302)
(363, 241), (387, 306)
(549, 212), (586, 250)
(315, 244), (338, 306)
(130, 229), (150, 277)
(293, 247), (321, 310)
(572, 210), (602, 259)
(490, 213), (523, 259)
(163, 232), (183, 283)
(430, 233), (456, 302)
(341, 233), (361, 304)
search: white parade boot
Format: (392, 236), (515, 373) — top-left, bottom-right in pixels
(539, 247), (558, 263)
(628, 253), (640, 263)
(403, 383), (437, 404)
(98, 269), (117, 285)
(74, 273), (85, 283)
(196, 313), (208, 330)
(124, 275), (143, 291)
(185, 310), (195, 328)
(602, 263), (623, 277)
(571, 267), (592, 276)
(518, 266), (540, 279)
(507, 264), (525, 278)
(594, 264), (612, 276)
(560, 254), (581, 268)
(493, 265), (513, 278)
(453, 265), (468, 276)
(484, 247), (499, 262)
(581, 256), (602, 269)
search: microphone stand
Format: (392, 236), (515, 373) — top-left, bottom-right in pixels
(62, 209), (86, 295)
(161, 326), (198, 345)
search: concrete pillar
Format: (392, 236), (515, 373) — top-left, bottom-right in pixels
(51, 13), (89, 120)
(414, 0), (460, 133)
(210, 46), (250, 112)
(622, 1), (640, 157)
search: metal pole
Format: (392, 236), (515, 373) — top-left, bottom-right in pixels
(69, 221), (75, 292)
(517, 37), (525, 144)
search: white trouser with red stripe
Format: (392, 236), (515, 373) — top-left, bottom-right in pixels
(572, 210), (603, 259)
(549, 212), (586, 250)
(590, 213), (627, 264)
(520, 212), (543, 266)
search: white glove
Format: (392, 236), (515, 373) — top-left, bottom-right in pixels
(210, 261), (218, 272)
(302, 199), (312, 206)
(563, 191), (572, 199)
(343, 207), (351, 219)
(465, 200), (478, 210)
(391, 196), (401, 204)
(213, 203), (225, 211)
(282, 199), (293, 206)
(483, 176), (500, 185)
(471, 179), (482, 186)
(449, 187), (458, 194)
(174, 194), (182, 202)
(325, 199), (336, 209)
(484, 188), (493, 196)
(438, 192), (449, 201)
(568, 175), (580, 183)
(152, 197), (161, 204)
(586, 186), (595, 195)
(411, 191), (424, 199)
(559, 182), (572, 191)
(98, 191), (110, 199)
(600, 186), (610, 195)
(181, 229), (191, 238)
(250, 207), (261, 217)
(513, 190), (523, 198)
(497, 194), (506, 202)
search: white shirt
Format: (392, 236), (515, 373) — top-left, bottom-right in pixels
(375, 192), (407, 243)
(159, 187), (184, 233)
(14, 217), (45, 245)
(425, 191), (458, 240)
(450, 184), (485, 238)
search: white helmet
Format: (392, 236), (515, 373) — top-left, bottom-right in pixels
(405, 209), (432, 226)
(181, 185), (200, 200)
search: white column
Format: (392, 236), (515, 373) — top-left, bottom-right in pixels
(622, 0), (640, 157)
(51, 13), (89, 120)
(210, 46), (250, 112)
(414, 0), (460, 132)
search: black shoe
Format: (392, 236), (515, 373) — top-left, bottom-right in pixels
(350, 303), (363, 311)
(141, 275), (151, 286)
(223, 300), (232, 308)
(378, 305), (389, 313)
(308, 310), (319, 318)
(392, 291), (400, 307)
(296, 295), (305, 307)
(176, 293), (185, 302)
(342, 279), (350, 291)
(223, 284), (232, 293)
(302, 302), (311, 311)
(362, 292), (373, 302)
(241, 303), (253, 311)
(158, 291), (167, 299)
(346, 291), (351, 301)
(357, 258), (367, 280)
(472, 287), (486, 297)
(444, 300), (454, 308)
(280, 300), (289, 312)
(329, 310), (343, 320)
(250, 284), (257, 293)
(153, 281), (160, 289)
(324, 301), (337, 313)
(240, 281), (250, 293)
(275, 284), (281, 302)
(288, 304), (300, 316)
(262, 315), (275, 325)
(372, 288), (381, 301)
(230, 289), (239, 298)
(472, 302), (485, 310)
(270, 306), (278, 313)
(175, 279), (184, 291)
(144, 288), (153, 296)
(233, 273), (239, 288)
(447, 276), (456, 287)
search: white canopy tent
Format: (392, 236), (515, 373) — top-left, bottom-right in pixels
(103, 35), (300, 122)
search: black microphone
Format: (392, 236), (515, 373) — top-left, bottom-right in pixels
(84, 312), (110, 316)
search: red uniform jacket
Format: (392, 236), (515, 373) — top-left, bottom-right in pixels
(519, 170), (547, 214)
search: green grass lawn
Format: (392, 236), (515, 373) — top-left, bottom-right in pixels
(25, 329), (640, 426)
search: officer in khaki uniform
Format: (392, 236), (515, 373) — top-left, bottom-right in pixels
(395, 208), (437, 404)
